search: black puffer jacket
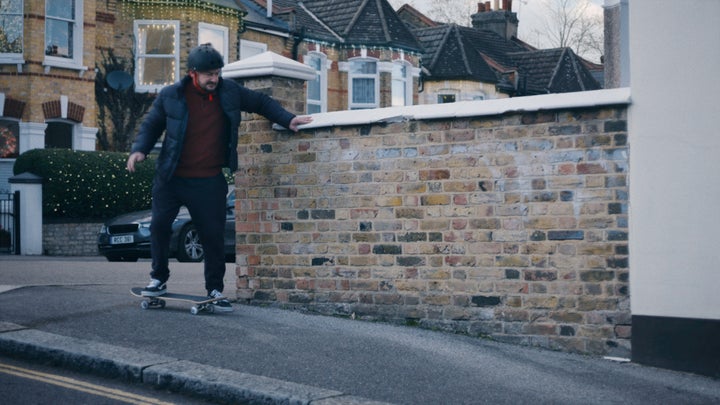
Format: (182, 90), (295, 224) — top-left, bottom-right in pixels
(131, 75), (296, 183)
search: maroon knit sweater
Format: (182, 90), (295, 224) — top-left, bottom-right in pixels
(174, 85), (226, 178)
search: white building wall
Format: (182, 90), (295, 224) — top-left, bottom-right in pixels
(628, 0), (720, 320)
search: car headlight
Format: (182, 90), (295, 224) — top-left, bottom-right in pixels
(138, 222), (151, 237)
(99, 225), (108, 234)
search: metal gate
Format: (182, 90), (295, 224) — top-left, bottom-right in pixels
(0, 191), (19, 254)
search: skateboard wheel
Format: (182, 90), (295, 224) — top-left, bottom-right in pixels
(190, 306), (199, 315)
(207, 305), (215, 314)
(141, 301), (149, 310)
(159, 300), (166, 308)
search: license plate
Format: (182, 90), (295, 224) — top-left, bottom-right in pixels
(110, 235), (134, 245)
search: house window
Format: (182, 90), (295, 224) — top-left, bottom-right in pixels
(199, 22), (228, 64)
(44, 0), (83, 69)
(240, 40), (266, 59)
(134, 20), (180, 93)
(0, 0), (23, 63)
(392, 61), (412, 107)
(45, 121), (73, 149)
(306, 52), (327, 114)
(438, 94), (456, 103)
(349, 58), (378, 109)
(0, 120), (19, 158)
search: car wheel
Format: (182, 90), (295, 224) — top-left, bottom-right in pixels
(177, 224), (204, 262)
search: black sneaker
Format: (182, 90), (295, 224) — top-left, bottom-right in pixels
(208, 289), (233, 312)
(141, 279), (167, 297)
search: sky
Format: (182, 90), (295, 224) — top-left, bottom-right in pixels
(388, 0), (604, 62)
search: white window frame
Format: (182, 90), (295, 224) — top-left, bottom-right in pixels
(43, 0), (84, 71)
(348, 57), (379, 110)
(134, 20), (180, 93)
(305, 52), (328, 114)
(239, 39), (267, 59)
(199, 22), (228, 65)
(0, 0), (24, 66)
(392, 60), (413, 107)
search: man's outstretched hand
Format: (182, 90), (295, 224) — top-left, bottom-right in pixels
(126, 151), (146, 173)
(289, 115), (313, 132)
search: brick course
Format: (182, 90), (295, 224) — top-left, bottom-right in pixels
(235, 105), (631, 357)
(43, 222), (102, 256)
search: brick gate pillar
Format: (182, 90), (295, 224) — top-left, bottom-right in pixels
(221, 52), (315, 299)
(222, 51), (314, 118)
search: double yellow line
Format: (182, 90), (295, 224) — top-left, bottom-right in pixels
(0, 361), (174, 405)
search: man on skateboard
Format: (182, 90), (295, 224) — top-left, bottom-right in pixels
(126, 44), (312, 312)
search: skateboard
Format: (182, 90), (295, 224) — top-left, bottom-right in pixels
(130, 287), (220, 315)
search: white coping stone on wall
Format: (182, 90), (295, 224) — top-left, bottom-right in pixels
(223, 51), (317, 81)
(294, 87), (632, 130)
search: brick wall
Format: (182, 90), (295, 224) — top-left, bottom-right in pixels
(43, 223), (102, 256)
(235, 103), (631, 357)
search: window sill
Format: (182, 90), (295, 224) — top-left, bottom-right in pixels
(0, 58), (25, 73)
(42, 59), (89, 78)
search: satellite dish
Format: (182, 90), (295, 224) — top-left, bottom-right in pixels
(106, 70), (134, 91)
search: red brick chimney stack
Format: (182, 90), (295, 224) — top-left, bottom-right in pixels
(472, 0), (519, 39)
(479, 0), (512, 12)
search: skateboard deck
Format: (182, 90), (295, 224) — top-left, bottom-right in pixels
(130, 287), (220, 315)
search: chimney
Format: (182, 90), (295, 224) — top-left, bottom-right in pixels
(267, 0), (272, 18)
(471, 0), (519, 40)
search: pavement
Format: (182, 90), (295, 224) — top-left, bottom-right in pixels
(0, 255), (719, 404)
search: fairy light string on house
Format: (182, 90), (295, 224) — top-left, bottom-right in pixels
(122, 0), (245, 88)
(123, 0), (245, 26)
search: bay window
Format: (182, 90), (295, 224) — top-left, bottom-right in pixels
(392, 61), (412, 107)
(0, 120), (19, 159)
(306, 52), (327, 114)
(199, 22), (228, 64)
(349, 58), (379, 110)
(0, 0), (23, 64)
(44, 0), (83, 69)
(134, 20), (180, 93)
(240, 39), (266, 59)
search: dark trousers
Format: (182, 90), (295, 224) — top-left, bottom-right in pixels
(149, 174), (228, 294)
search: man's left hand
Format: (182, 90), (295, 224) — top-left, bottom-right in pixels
(289, 115), (313, 132)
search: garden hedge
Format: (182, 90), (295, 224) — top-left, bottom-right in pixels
(13, 149), (155, 220)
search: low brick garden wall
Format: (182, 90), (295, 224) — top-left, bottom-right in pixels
(43, 222), (102, 256)
(235, 100), (631, 357)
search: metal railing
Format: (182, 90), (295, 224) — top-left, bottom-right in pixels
(0, 191), (19, 254)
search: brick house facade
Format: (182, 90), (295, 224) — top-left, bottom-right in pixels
(1, 0), (100, 192)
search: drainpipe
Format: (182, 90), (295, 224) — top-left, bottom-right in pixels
(291, 27), (306, 61)
(267, 0), (272, 18)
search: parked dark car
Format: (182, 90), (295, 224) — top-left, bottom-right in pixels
(97, 188), (235, 262)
